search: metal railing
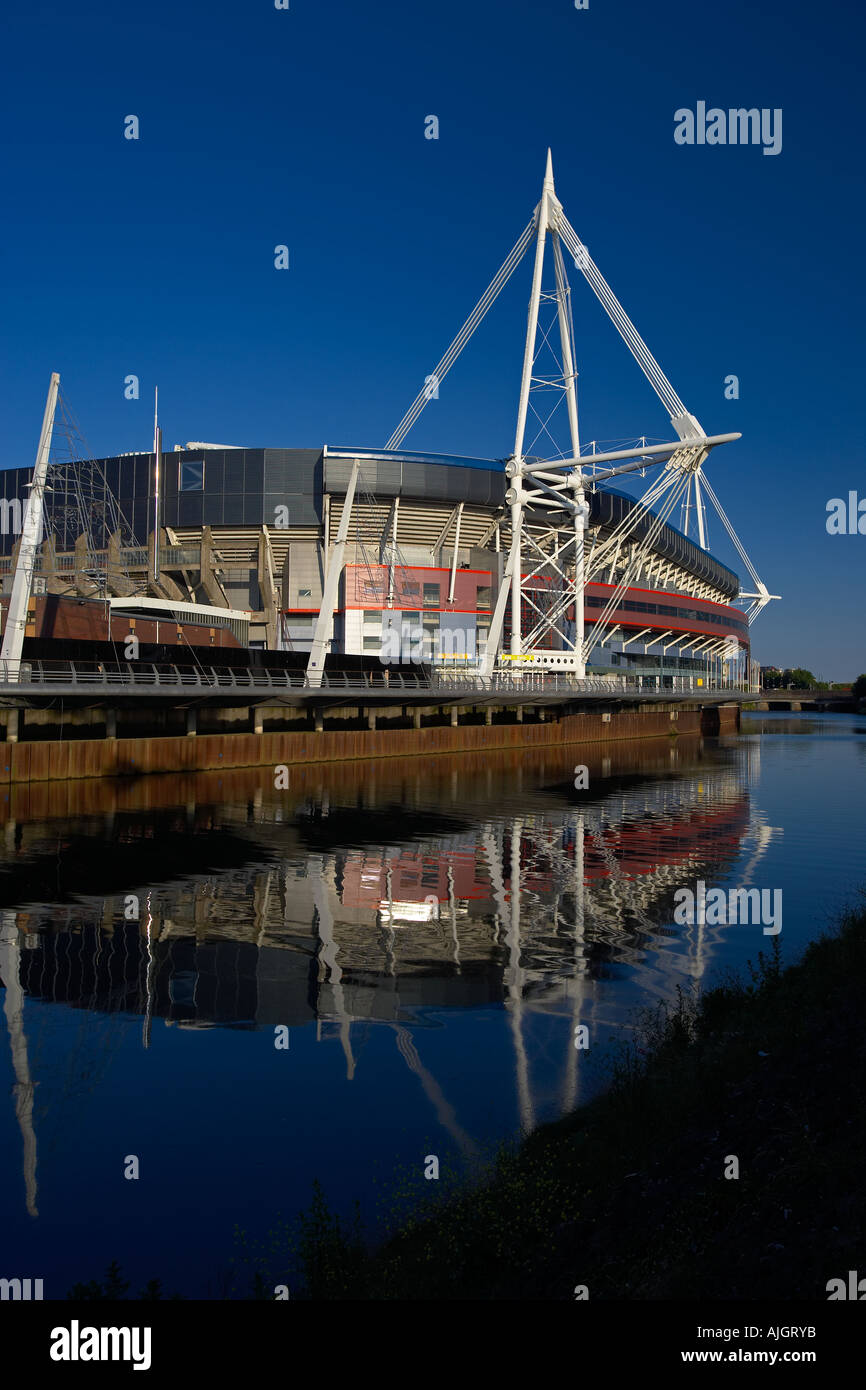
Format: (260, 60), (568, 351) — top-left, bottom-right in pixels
(0, 545), (201, 576)
(159, 547), (202, 567)
(0, 660), (746, 698)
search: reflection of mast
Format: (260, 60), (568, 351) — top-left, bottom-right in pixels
(446, 863), (460, 971)
(482, 822), (533, 1133)
(0, 912), (38, 1217)
(393, 1026), (480, 1162)
(253, 871), (272, 947)
(507, 820), (533, 1135)
(561, 811), (587, 1113)
(142, 894), (155, 1050)
(481, 828), (507, 949)
(737, 818), (782, 894)
(311, 856), (355, 1080)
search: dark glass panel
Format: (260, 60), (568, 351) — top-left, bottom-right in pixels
(224, 457), (244, 492)
(222, 495), (244, 525)
(244, 451), (264, 491)
(202, 493), (224, 526)
(242, 493), (264, 525)
(177, 493), (203, 527)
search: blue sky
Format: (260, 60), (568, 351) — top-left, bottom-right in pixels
(1, 0), (863, 677)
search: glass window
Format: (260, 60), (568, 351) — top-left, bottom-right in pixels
(363, 610), (382, 624)
(363, 635), (382, 651)
(423, 583), (440, 607)
(179, 459), (204, 492)
(476, 585), (492, 609)
(298, 588), (312, 600)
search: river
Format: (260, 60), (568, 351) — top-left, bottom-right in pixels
(1, 711), (864, 1296)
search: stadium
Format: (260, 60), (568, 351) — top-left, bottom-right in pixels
(0, 438), (750, 687)
(0, 156), (770, 690)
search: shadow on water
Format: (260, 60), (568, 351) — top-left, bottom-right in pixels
(0, 813), (277, 908)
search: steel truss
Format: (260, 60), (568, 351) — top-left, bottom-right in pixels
(375, 152), (779, 684)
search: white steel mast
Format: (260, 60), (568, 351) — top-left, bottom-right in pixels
(0, 372), (60, 680)
(152, 387), (161, 587)
(484, 153), (592, 677)
(509, 154), (554, 659)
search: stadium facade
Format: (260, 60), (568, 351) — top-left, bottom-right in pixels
(0, 440), (749, 684)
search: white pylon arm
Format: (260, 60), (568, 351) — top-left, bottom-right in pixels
(1, 371), (59, 680)
(481, 531), (518, 678)
(520, 433), (741, 477)
(551, 234), (581, 457)
(698, 472), (779, 619)
(556, 212), (704, 437)
(386, 220), (536, 451)
(306, 458), (362, 685)
(513, 166), (553, 463)
(693, 469), (708, 549)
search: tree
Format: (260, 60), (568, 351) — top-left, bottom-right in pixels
(852, 674), (866, 701)
(788, 668), (816, 690)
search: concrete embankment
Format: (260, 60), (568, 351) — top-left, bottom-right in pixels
(0, 701), (739, 783)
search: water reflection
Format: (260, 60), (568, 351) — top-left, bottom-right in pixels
(0, 736), (779, 1220)
(0, 912), (38, 1216)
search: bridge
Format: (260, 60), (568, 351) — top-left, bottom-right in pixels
(750, 690), (856, 712)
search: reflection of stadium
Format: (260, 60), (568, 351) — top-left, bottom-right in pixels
(1, 739), (785, 1203)
(8, 748), (766, 1015)
(10, 755), (755, 1013)
(1, 739), (780, 1177)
